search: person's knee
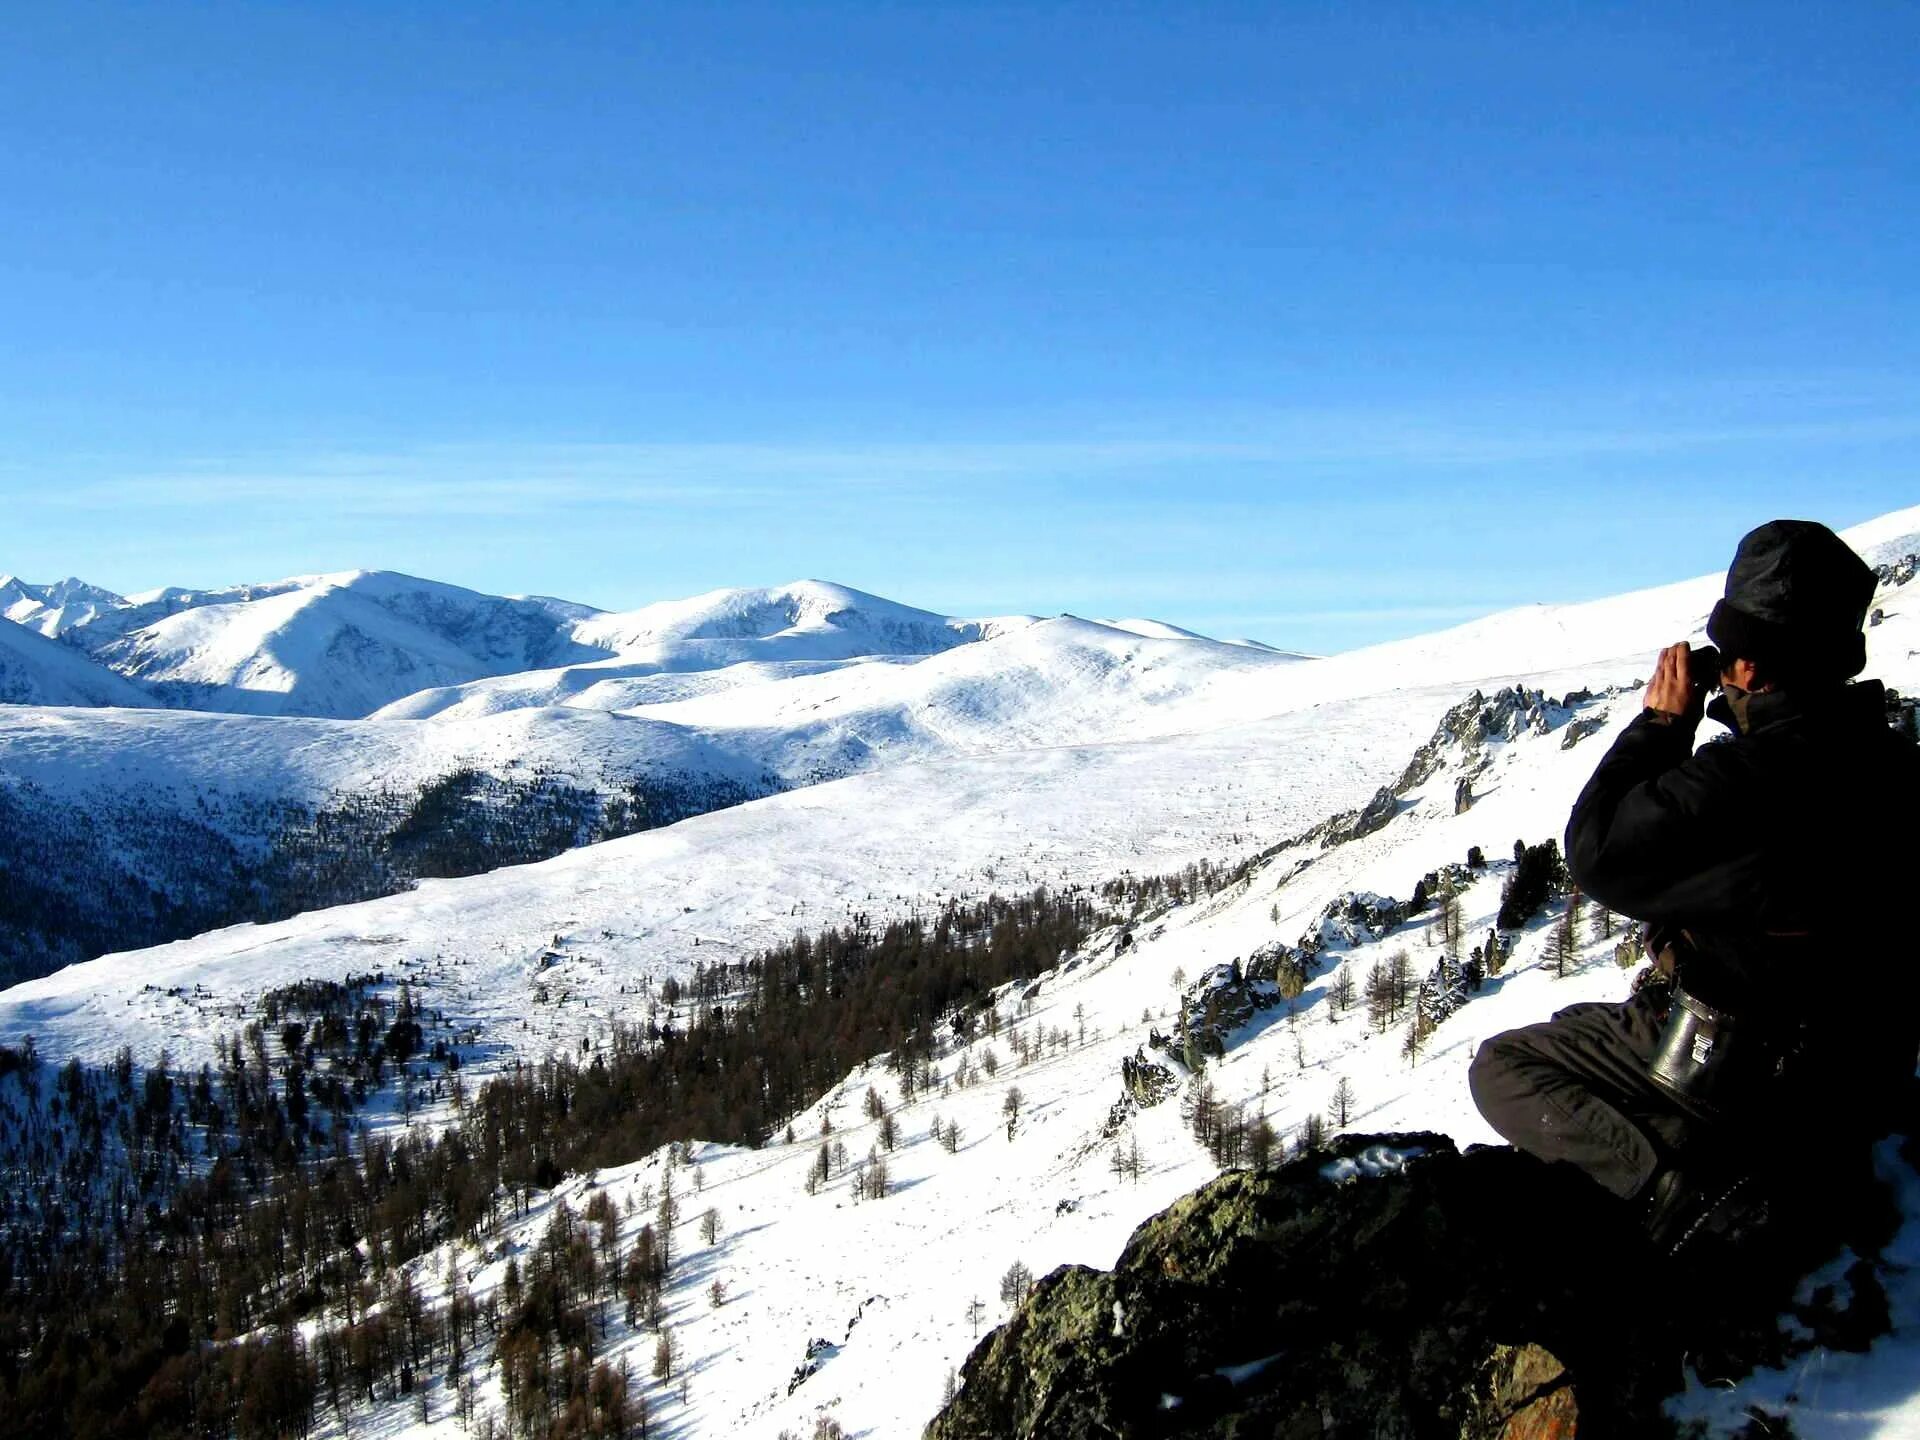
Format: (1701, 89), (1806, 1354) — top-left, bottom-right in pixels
(1468, 1033), (1520, 1128)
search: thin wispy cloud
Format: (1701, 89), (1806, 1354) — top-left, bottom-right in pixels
(32, 405), (1920, 518)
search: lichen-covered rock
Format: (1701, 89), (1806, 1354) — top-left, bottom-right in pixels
(1244, 940), (1313, 997)
(1465, 1343), (1579, 1440)
(1120, 1050), (1178, 1109)
(926, 1125), (1911, 1439)
(927, 1133), (1658, 1438)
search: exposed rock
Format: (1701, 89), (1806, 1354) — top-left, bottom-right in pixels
(1321, 784), (1402, 845)
(1151, 947), (1321, 1070)
(1467, 1343), (1579, 1440)
(1221, 684), (1622, 893)
(926, 1125), (1912, 1440)
(843, 1294), (885, 1341)
(788, 1335), (839, 1395)
(1152, 964), (1282, 1066)
(1244, 940), (1314, 997)
(1455, 776), (1476, 814)
(1875, 552), (1917, 588)
(1313, 891), (1403, 948)
(1123, 1049), (1178, 1104)
(1883, 687), (1920, 747)
(1560, 715), (1607, 750)
(1120, 1050), (1178, 1109)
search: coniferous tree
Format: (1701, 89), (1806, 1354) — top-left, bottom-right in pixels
(1295, 1113), (1327, 1156)
(1249, 1114), (1278, 1170)
(1331, 1076), (1355, 1129)
(999, 1260), (1035, 1307)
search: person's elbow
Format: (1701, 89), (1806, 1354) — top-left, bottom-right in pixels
(1564, 812), (1638, 915)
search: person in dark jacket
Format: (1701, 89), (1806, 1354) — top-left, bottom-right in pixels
(1469, 519), (1920, 1254)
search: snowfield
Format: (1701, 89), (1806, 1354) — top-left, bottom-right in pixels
(3, 504), (1919, 1438)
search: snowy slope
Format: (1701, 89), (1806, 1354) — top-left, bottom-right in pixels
(0, 686), (1432, 1072)
(616, 616), (1316, 776)
(0, 700), (770, 806)
(258, 559), (1908, 1440)
(0, 581), (1326, 980)
(0, 617), (152, 707)
(0, 616), (1315, 844)
(16, 592), (1903, 1440)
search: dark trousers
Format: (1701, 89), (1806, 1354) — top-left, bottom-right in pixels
(1469, 992), (1698, 1201)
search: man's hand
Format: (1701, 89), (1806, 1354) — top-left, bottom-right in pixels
(1642, 641), (1702, 722)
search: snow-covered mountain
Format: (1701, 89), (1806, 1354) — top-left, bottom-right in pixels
(619, 614), (1314, 775)
(375, 580), (1028, 719)
(4, 509), (1919, 1439)
(575, 578), (996, 657)
(0, 574), (126, 637)
(65, 570), (613, 717)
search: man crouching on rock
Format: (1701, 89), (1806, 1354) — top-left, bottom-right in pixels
(1470, 519), (1919, 1260)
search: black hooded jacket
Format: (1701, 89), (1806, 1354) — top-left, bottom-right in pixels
(1565, 680), (1920, 1101)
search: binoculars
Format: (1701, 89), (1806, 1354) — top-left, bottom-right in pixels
(1687, 644), (1724, 692)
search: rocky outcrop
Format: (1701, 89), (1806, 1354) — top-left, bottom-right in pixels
(1149, 944), (1322, 1071)
(1469, 1343), (1579, 1440)
(1875, 552), (1917, 589)
(927, 1126), (1914, 1439)
(1220, 685), (1624, 894)
(1120, 1051), (1178, 1109)
(1395, 686), (1568, 793)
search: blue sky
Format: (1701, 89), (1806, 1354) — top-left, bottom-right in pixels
(3, 2), (1915, 651)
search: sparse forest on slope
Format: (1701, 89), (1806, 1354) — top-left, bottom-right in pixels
(0, 879), (1137, 1439)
